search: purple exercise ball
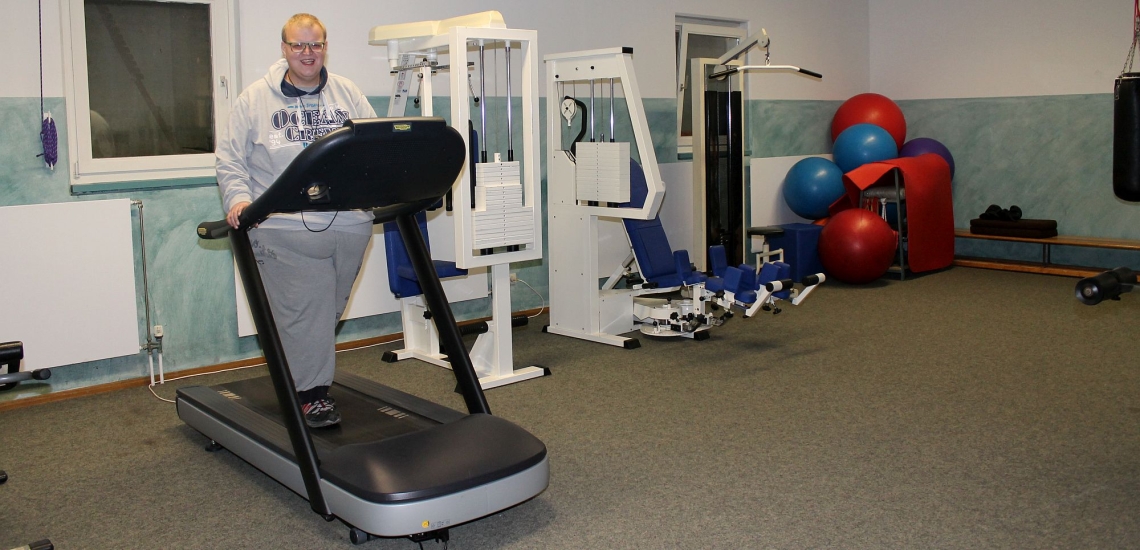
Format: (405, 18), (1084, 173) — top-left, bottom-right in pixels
(899, 137), (955, 179)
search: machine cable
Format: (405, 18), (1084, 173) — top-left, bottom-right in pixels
(1115, 0), (1140, 201)
(1122, 0), (1140, 76)
(562, 96), (588, 156)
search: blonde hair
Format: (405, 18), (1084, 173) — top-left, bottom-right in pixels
(281, 13), (327, 42)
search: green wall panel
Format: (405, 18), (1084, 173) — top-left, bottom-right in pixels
(6, 91), (1137, 400)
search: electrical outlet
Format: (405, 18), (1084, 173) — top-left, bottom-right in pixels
(510, 273), (519, 283)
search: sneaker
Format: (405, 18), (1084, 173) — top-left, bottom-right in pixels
(302, 398), (341, 428)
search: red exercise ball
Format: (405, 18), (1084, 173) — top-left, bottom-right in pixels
(831, 93), (907, 150)
(818, 209), (898, 284)
(812, 217), (829, 226)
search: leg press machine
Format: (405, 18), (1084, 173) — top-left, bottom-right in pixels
(543, 48), (823, 349)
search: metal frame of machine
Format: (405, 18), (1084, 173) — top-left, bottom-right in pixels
(543, 48), (671, 348)
(688, 29), (823, 270)
(369, 12), (546, 388)
(544, 48), (824, 349)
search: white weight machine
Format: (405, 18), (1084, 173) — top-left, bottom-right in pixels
(369, 11), (547, 388)
(689, 29), (823, 271)
(543, 48), (821, 349)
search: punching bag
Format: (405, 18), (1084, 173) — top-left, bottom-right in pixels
(1114, 73), (1140, 202)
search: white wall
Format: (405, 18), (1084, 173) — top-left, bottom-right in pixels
(8, 0), (867, 101)
(9, 1), (64, 98)
(870, 0), (1130, 99)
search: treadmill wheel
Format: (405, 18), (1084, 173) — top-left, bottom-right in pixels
(349, 527), (376, 545)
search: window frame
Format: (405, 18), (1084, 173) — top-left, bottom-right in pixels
(60, 0), (239, 191)
(675, 21), (746, 158)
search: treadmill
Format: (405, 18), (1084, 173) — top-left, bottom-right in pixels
(177, 117), (548, 544)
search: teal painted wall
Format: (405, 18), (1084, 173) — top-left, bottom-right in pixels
(3, 92), (1130, 402)
(0, 94), (701, 402)
(901, 94), (1140, 268)
(0, 96), (548, 402)
(749, 100), (841, 159)
(748, 95), (1140, 271)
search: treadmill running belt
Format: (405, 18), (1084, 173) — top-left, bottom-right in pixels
(217, 377), (437, 448)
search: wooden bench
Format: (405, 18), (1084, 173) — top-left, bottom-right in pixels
(953, 228), (1140, 277)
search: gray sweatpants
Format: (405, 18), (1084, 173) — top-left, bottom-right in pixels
(249, 227), (371, 392)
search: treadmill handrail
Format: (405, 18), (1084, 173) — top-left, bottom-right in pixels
(241, 118), (467, 228)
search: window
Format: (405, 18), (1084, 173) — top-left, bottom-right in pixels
(676, 18), (746, 158)
(61, 0), (238, 190)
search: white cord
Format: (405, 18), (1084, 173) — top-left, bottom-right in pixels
(343, 338), (402, 351)
(144, 338), (405, 404)
(514, 277), (546, 318)
(147, 362), (266, 403)
(148, 385), (174, 403)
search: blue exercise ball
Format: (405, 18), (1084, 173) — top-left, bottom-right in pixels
(783, 157), (845, 220)
(832, 123), (898, 173)
(900, 137), (955, 179)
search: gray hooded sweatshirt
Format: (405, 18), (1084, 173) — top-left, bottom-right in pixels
(216, 58), (377, 233)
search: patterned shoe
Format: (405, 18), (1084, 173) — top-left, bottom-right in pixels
(302, 398), (341, 428)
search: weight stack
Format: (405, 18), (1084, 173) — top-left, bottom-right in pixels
(1114, 73), (1140, 202)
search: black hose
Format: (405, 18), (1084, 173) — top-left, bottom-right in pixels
(566, 97), (588, 156)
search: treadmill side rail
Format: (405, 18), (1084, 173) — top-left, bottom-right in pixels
(331, 455), (548, 537)
(176, 390), (550, 537)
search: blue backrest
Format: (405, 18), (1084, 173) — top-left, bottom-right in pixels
(673, 250), (707, 285)
(723, 264), (759, 304)
(384, 211), (468, 298)
(383, 212), (428, 298)
(708, 245), (728, 278)
(621, 160), (682, 288)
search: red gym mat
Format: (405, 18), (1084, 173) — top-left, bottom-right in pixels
(829, 154), (955, 273)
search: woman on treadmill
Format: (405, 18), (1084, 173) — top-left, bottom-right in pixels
(215, 13), (377, 428)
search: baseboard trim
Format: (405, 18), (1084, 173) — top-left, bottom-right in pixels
(0, 308), (544, 412)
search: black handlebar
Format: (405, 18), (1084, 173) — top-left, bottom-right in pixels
(197, 220), (233, 240)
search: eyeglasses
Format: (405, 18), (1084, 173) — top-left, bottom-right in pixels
(285, 41), (326, 53)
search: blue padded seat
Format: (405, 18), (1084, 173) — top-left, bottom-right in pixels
(716, 259), (791, 304)
(722, 264), (758, 304)
(705, 245), (729, 292)
(625, 221), (683, 287)
(621, 160), (689, 289)
(673, 250), (707, 286)
(383, 211), (467, 298)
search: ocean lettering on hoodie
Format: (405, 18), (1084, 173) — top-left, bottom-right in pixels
(269, 103), (350, 148)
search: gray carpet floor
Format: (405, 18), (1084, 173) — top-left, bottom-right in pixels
(3, 266), (1140, 549)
